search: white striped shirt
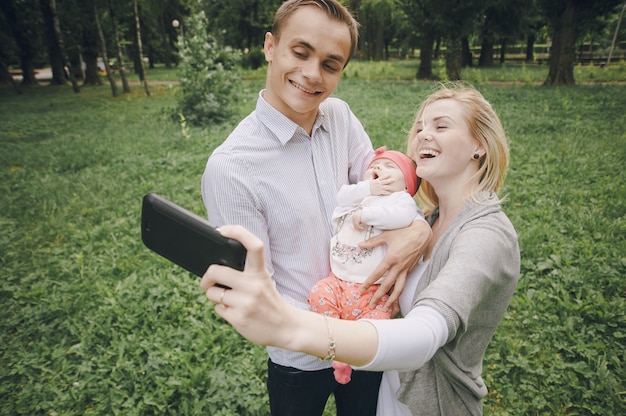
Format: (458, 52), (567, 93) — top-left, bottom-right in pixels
(202, 90), (374, 370)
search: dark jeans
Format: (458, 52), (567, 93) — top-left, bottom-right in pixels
(266, 359), (383, 416)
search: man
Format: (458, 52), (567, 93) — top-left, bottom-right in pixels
(202, 1), (430, 415)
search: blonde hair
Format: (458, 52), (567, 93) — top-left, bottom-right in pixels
(271, 0), (359, 65)
(408, 83), (509, 216)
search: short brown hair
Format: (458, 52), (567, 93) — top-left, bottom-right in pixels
(271, 0), (359, 65)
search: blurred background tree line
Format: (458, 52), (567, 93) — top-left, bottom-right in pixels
(1, 0), (624, 91)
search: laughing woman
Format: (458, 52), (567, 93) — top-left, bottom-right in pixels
(201, 84), (520, 416)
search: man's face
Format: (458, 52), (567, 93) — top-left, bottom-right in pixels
(263, 6), (352, 130)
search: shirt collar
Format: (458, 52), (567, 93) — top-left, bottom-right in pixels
(257, 90), (329, 144)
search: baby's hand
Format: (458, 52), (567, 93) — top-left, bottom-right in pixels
(369, 178), (393, 196)
(369, 178), (385, 196)
(352, 209), (367, 231)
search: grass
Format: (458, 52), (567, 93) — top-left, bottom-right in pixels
(145, 56), (626, 84)
(1, 63), (625, 415)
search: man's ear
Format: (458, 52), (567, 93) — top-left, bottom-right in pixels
(264, 32), (274, 63)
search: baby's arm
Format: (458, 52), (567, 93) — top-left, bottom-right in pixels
(360, 192), (421, 230)
(335, 180), (371, 207)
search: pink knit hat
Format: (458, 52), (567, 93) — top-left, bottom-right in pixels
(369, 146), (420, 196)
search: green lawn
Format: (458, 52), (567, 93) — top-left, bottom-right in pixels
(1, 64), (625, 415)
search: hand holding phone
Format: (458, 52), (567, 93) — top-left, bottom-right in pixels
(141, 193), (247, 277)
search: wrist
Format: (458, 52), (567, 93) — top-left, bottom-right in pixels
(283, 308), (329, 360)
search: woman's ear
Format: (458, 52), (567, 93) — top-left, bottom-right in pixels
(472, 143), (486, 160)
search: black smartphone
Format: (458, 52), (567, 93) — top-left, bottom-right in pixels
(141, 193), (246, 276)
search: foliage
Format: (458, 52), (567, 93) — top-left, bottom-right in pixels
(1, 68), (626, 415)
(539, 0), (624, 85)
(2, 0), (625, 89)
(475, 84), (626, 414)
(202, 0), (281, 51)
(240, 47), (266, 70)
(174, 10), (241, 126)
(333, 58), (626, 83)
(0, 84), (267, 415)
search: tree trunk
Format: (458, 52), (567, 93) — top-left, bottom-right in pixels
(479, 38), (494, 67)
(133, 0), (150, 96)
(80, 0), (102, 86)
(445, 38), (462, 81)
(0, 60), (22, 94)
(0, 0), (38, 85)
(545, 0), (578, 86)
(607, 2), (626, 65)
(49, 0), (79, 92)
(461, 36), (472, 67)
(160, 13), (173, 69)
(374, 21), (385, 61)
(525, 33), (535, 63)
(93, 0), (117, 96)
(39, 0), (66, 85)
(108, 0), (131, 93)
(499, 40), (507, 64)
(417, 30), (435, 79)
(478, 13), (495, 68)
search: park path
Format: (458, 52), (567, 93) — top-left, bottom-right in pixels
(14, 68), (179, 85)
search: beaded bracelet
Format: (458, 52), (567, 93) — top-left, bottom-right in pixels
(320, 315), (336, 362)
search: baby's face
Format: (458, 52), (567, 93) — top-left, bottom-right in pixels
(366, 158), (406, 192)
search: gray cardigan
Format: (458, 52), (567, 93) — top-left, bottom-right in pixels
(398, 192), (520, 415)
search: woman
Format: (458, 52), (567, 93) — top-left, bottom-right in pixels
(201, 84), (520, 415)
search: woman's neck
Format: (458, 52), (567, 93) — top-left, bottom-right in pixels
(434, 177), (476, 224)
(422, 183), (474, 261)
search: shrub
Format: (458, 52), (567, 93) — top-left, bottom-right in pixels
(240, 48), (266, 70)
(176, 11), (241, 126)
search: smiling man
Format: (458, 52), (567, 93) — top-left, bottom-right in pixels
(201, 1), (430, 415)
(261, 1), (353, 134)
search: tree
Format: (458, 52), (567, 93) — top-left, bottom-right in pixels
(0, 60), (22, 93)
(0, 0), (41, 86)
(133, 0), (150, 96)
(78, 0), (103, 85)
(396, 0), (442, 79)
(203, 0), (280, 51)
(440, 0), (480, 80)
(541, 0), (622, 86)
(108, 0), (131, 93)
(607, 1), (626, 65)
(476, 0), (528, 67)
(359, 0), (394, 60)
(39, 0), (66, 85)
(388, 6), (417, 58)
(49, 0), (80, 92)
(176, 10), (240, 125)
(93, 0), (118, 96)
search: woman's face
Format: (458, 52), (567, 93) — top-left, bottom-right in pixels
(410, 98), (481, 186)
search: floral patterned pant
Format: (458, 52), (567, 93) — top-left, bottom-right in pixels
(307, 272), (391, 320)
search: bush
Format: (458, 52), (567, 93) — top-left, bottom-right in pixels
(240, 48), (266, 70)
(176, 11), (241, 126)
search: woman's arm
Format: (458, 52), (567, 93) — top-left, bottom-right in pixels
(200, 225), (447, 369)
(200, 225), (379, 365)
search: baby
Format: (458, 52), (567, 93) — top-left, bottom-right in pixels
(307, 146), (423, 384)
